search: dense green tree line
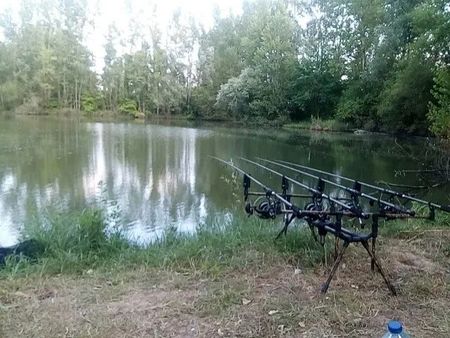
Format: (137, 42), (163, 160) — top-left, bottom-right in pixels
(0, 0), (96, 112)
(0, 0), (449, 136)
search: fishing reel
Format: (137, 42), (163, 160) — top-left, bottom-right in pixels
(305, 201), (320, 214)
(336, 200), (366, 228)
(373, 194), (412, 219)
(380, 204), (397, 214)
(304, 194), (328, 221)
(245, 196), (280, 219)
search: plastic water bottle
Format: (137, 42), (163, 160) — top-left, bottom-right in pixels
(382, 320), (410, 338)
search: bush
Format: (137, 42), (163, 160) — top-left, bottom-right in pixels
(118, 99), (138, 118)
(1, 208), (325, 277)
(81, 94), (99, 114)
(14, 96), (43, 115)
(428, 68), (450, 138)
(0, 80), (22, 111)
(21, 209), (130, 273)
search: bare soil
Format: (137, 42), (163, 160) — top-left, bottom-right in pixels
(1, 232), (449, 338)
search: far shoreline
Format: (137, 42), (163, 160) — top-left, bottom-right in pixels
(2, 109), (439, 140)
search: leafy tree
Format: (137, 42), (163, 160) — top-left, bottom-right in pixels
(81, 94), (99, 114)
(0, 0), (95, 112)
(215, 67), (260, 119)
(214, 1), (298, 120)
(292, 61), (343, 120)
(0, 0), (449, 137)
(377, 57), (435, 134)
(118, 98), (138, 117)
(428, 68), (450, 138)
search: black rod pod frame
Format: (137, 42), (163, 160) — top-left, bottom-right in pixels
(214, 157), (450, 295)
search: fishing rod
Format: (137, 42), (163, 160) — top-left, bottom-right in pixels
(214, 156), (399, 295)
(214, 157), (413, 219)
(212, 157), (292, 207)
(239, 157), (368, 218)
(258, 158), (414, 216)
(215, 157), (341, 220)
(276, 159), (450, 213)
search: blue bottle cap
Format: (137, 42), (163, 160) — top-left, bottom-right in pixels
(388, 320), (403, 334)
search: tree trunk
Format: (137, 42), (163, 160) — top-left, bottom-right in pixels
(58, 85), (61, 108)
(78, 82), (83, 111)
(63, 70), (67, 107)
(74, 79), (78, 110)
(156, 85), (160, 115)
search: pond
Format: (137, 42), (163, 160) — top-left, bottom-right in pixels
(0, 117), (447, 246)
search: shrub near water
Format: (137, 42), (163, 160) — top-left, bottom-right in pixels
(20, 209), (130, 274)
(12, 205), (449, 278)
(2, 209), (326, 277)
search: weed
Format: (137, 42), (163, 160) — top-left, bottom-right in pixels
(1, 209), (324, 278)
(283, 117), (349, 132)
(4, 206), (447, 281)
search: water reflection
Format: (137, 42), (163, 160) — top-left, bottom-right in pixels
(0, 117), (448, 246)
(78, 123), (212, 244)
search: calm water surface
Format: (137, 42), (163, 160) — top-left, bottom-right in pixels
(0, 117), (447, 246)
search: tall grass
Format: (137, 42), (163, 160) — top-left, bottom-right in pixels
(379, 204), (450, 237)
(3, 204), (447, 279)
(1, 209), (325, 278)
(283, 116), (349, 132)
(12, 209), (131, 275)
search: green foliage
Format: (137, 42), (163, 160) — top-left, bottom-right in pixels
(19, 209), (130, 274)
(284, 117), (348, 132)
(2, 209), (324, 277)
(332, 0), (449, 134)
(0, 0), (96, 113)
(0, 0), (449, 135)
(4, 206), (449, 278)
(336, 85), (365, 125)
(27, 210), (108, 255)
(202, 0), (298, 122)
(292, 62), (343, 120)
(428, 68), (450, 138)
(215, 67), (259, 119)
(191, 85), (217, 118)
(81, 94), (98, 114)
(380, 206), (450, 237)
(118, 99), (138, 117)
(309, 116), (347, 131)
(337, 75), (381, 130)
(377, 58), (434, 134)
(0, 81), (21, 111)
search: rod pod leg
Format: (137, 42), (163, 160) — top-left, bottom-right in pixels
(334, 237), (340, 261)
(361, 240), (397, 296)
(321, 238), (327, 266)
(321, 241), (349, 294)
(371, 215), (379, 272)
(275, 213), (295, 240)
(371, 237), (376, 271)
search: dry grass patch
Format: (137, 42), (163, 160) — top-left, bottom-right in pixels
(1, 232), (449, 337)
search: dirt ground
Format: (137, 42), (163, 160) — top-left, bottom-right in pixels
(1, 231), (449, 338)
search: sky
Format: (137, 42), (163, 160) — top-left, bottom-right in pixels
(0, 0), (245, 72)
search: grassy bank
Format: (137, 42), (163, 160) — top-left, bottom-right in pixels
(0, 209), (325, 278)
(283, 117), (351, 133)
(1, 210), (449, 337)
(9, 109), (357, 133)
